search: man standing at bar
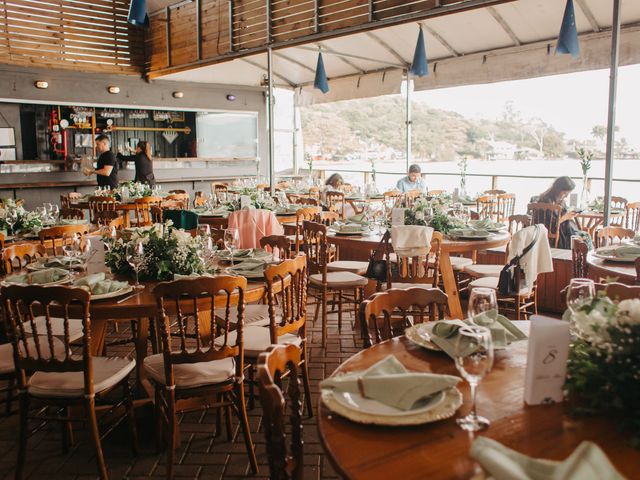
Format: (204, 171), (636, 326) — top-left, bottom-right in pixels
(396, 163), (426, 193)
(83, 134), (119, 189)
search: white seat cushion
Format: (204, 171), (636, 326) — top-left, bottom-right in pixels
(309, 271), (368, 288)
(22, 316), (84, 342)
(215, 304), (272, 327)
(143, 354), (234, 389)
(0, 337), (68, 375)
(465, 264), (503, 278)
(214, 326), (302, 358)
(469, 276), (531, 296)
(387, 282), (436, 290)
(28, 356), (135, 398)
(327, 260), (369, 275)
(449, 256), (474, 271)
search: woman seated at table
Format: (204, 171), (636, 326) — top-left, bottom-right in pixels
(322, 173), (356, 217)
(117, 141), (156, 187)
(535, 176), (590, 249)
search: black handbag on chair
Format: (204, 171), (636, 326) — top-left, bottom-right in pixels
(498, 225), (539, 295)
(365, 230), (391, 282)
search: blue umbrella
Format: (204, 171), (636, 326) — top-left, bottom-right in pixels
(409, 28), (428, 77)
(314, 52), (330, 94)
(556, 0), (580, 58)
(128, 0), (149, 28)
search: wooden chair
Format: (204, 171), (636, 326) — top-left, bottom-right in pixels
(2, 285), (138, 479)
(385, 232), (443, 290)
(484, 189), (506, 195)
(134, 196), (162, 226)
(259, 235), (292, 260)
(476, 195), (497, 221)
(636, 258), (640, 285)
(507, 214), (532, 235)
(2, 243), (47, 274)
(302, 221), (367, 348)
(0, 231), (4, 250)
(496, 193), (515, 222)
(325, 191), (345, 219)
(289, 207), (320, 254)
(527, 202), (565, 248)
(211, 182), (228, 195)
(404, 189), (421, 207)
(168, 189), (187, 195)
(319, 210), (340, 226)
(383, 191), (401, 207)
(360, 287), (448, 348)
(610, 196), (629, 227)
(595, 226), (635, 248)
(60, 192), (82, 209)
(427, 189), (446, 196)
(257, 345), (305, 480)
(625, 201), (640, 232)
(571, 236), (589, 278)
(88, 196), (117, 224)
(291, 195), (319, 206)
(59, 208), (84, 221)
(193, 191), (207, 208)
(39, 224), (90, 255)
(597, 282), (640, 301)
(94, 210), (120, 227)
(146, 276), (257, 477)
(165, 193), (189, 209)
(151, 205), (164, 224)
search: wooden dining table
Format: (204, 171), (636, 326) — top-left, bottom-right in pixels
(327, 231), (510, 319)
(317, 323), (636, 480)
(587, 251), (637, 284)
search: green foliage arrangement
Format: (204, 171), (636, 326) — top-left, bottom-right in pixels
(0, 199), (44, 234)
(576, 147), (594, 176)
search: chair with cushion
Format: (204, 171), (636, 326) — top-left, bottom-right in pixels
(360, 287), (449, 348)
(571, 236), (589, 278)
(260, 234), (292, 260)
(257, 344), (305, 480)
(385, 231), (443, 291)
(38, 224), (90, 256)
(303, 221), (368, 348)
(146, 276), (257, 478)
(2, 285), (137, 480)
(595, 226), (635, 248)
(59, 208), (84, 221)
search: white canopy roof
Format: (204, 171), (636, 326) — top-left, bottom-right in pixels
(156, 0), (640, 104)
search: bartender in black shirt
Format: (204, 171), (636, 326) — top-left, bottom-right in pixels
(83, 134), (118, 189)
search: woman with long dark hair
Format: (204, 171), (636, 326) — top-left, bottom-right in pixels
(117, 140), (156, 187)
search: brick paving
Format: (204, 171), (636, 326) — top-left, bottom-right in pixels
(0, 303), (362, 479)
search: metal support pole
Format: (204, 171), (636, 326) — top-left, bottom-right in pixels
(293, 92), (299, 175)
(267, 47), (276, 195)
(405, 74), (412, 171)
(603, 0), (621, 226)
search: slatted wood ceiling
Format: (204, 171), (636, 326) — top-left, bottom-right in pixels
(0, 0), (145, 74)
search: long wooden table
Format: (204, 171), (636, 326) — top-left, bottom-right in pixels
(587, 251), (637, 284)
(327, 231), (510, 319)
(318, 326), (636, 479)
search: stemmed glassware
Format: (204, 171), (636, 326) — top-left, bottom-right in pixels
(453, 325), (494, 432)
(467, 287), (498, 323)
(566, 278), (595, 314)
(126, 241), (145, 290)
(224, 228), (239, 270)
(5, 209), (18, 237)
(61, 233), (81, 277)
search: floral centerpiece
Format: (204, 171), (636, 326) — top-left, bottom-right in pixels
(0, 199), (44, 235)
(404, 197), (465, 234)
(112, 181), (153, 201)
(565, 295), (640, 446)
(227, 190), (277, 211)
(104, 222), (204, 280)
(576, 147), (593, 209)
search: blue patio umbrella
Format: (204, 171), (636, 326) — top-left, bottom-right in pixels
(409, 28), (428, 77)
(128, 0), (149, 28)
(556, 0), (580, 58)
(314, 52), (330, 94)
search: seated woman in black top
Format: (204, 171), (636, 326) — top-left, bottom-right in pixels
(117, 140), (156, 187)
(535, 176), (590, 249)
(83, 134), (118, 189)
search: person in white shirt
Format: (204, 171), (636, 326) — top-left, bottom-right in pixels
(396, 164), (426, 193)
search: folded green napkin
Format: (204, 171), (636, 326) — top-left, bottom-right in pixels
(74, 272), (129, 295)
(473, 309), (528, 347)
(6, 268), (69, 285)
(163, 209), (200, 230)
(347, 214), (366, 224)
(320, 355), (460, 411)
(469, 218), (505, 232)
(334, 223), (364, 233)
(430, 320), (474, 358)
(218, 249), (253, 259)
(228, 259), (266, 276)
(42, 256), (83, 268)
(613, 245), (640, 259)
(450, 228), (490, 237)
(470, 437), (624, 480)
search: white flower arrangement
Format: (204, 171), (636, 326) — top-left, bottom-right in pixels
(0, 199), (43, 234)
(113, 181), (152, 201)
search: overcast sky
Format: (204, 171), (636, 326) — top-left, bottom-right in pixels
(413, 64), (640, 149)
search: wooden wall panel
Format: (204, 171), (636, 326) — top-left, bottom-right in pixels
(147, 9), (168, 69)
(169, 2), (198, 66)
(201, 0), (231, 58)
(374, 0), (437, 21)
(232, 0), (267, 49)
(271, 0), (315, 43)
(318, 0), (369, 31)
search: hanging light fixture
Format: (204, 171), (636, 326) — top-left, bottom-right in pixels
(556, 0), (580, 58)
(128, 0), (149, 28)
(409, 27), (428, 77)
(313, 50), (329, 94)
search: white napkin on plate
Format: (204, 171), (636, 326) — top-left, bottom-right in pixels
(391, 225), (433, 257)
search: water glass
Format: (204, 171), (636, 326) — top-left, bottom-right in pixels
(468, 287), (498, 323)
(454, 325), (494, 432)
(126, 241), (145, 289)
(566, 278), (595, 314)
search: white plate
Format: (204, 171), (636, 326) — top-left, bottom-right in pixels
(332, 389), (445, 417)
(2, 274), (72, 287)
(405, 323), (441, 351)
(90, 285), (133, 301)
(593, 249), (639, 263)
(322, 387), (462, 426)
(27, 258), (82, 271)
(331, 230), (368, 236)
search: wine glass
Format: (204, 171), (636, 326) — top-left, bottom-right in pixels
(468, 287), (498, 324)
(454, 325), (494, 432)
(223, 228), (239, 269)
(5, 209), (18, 237)
(61, 233), (81, 277)
(126, 241), (145, 290)
(50, 204), (60, 222)
(197, 223), (211, 238)
(566, 278), (595, 314)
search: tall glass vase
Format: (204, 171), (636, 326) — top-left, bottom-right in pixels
(579, 175), (591, 210)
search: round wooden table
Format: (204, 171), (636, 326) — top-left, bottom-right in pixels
(327, 231), (510, 319)
(198, 213), (297, 229)
(317, 327), (636, 480)
(587, 251), (637, 284)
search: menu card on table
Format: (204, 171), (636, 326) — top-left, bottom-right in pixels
(524, 315), (570, 405)
(391, 208), (405, 226)
(85, 235), (106, 275)
(240, 195), (252, 209)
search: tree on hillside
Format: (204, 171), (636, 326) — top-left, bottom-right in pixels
(526, 119), (549, 154)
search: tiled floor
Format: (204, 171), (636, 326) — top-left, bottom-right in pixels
(0, 304), (362, 479)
